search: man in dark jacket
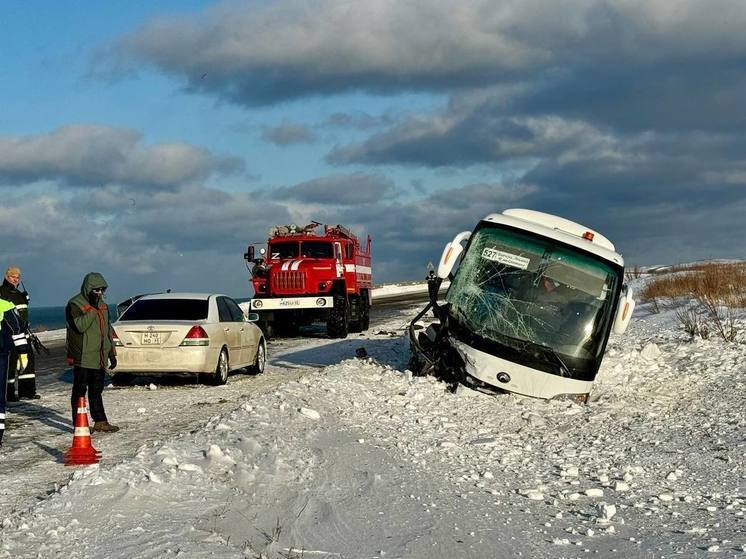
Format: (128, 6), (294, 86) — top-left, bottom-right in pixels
(0, 266), (39, 400)
(65, 272), (119, 433)
(1, 298), (29, 446)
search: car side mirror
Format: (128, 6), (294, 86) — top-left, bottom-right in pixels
(612, 285), (635, 335)
(244, 245), (255, 262)
(437, 231), (471, 279)
(247, 312), (260, 322)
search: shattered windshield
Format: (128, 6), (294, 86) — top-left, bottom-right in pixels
(446, 224), (620, 365)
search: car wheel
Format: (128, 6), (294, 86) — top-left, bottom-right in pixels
(260, 321), (274, 340)
(211, 348), (229, 386)
(249, 339), (266, 375)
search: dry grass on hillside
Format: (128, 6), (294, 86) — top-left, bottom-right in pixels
(640, 262), (746, 305)
(638, 262), (746, 341)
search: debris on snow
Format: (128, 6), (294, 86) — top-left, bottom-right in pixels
(596, 502), (617, 523)
(640, 342), (661, 361)
(299, 407), (321, 420)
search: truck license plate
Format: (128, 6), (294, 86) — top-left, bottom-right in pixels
(142, 332), (162, 345)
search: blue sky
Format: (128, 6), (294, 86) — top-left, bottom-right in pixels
(2, 1), (746, 306)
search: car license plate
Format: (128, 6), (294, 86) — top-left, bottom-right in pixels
(142, 332), (162, 345)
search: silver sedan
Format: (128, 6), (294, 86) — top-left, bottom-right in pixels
(112, 293), (266, 385)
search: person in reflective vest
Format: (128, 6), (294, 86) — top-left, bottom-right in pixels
(1, 298), (29, 447)
(0, 267), (39, 401)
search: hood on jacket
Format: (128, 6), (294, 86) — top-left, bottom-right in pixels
(80, 272), (108, 298)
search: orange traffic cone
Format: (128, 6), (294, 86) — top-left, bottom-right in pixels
(64, 396), (101, 466)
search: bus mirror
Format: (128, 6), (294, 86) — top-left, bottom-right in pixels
(437, 231), (471, 279)
(613, 285), (635, 335)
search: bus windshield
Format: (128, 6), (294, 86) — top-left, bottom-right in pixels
(446, 224), (621, 372)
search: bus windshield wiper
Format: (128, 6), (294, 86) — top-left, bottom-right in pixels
(536, 344), (572, 377)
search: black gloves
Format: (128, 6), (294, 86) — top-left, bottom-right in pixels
(108, 355), (117, 370)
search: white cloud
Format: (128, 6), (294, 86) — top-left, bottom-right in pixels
(0, 124), (243, 189)
(101, 0), (746, 105)
(261, 120), (316, 146)
(272, 173), (394, 205)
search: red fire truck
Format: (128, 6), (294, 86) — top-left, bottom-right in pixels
(244, 222), (372, 338)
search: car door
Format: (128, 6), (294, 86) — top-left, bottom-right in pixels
(216, 296), (242, 368)
(226, 297), (253, 366)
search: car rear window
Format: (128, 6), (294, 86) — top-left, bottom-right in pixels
(119, 299), (209, 321)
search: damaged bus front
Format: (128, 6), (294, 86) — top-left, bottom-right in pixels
(409, 209), (635, 401)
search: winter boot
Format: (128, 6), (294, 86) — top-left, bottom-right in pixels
(92, 421), (120, 433)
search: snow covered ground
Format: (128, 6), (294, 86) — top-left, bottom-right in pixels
(1, 282), (745, 558)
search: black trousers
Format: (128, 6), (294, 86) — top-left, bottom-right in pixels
(0, 353), (9, 444)
(7, 346), (35, 398)
(71, 366), (108, 425)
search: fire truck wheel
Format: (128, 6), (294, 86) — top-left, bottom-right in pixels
(261, 322), (274, 340)
(275, 321), (300, 337)
(348, 295), (363, 334)
(361, 303), (370, 331)
(327, 296), (349, 338)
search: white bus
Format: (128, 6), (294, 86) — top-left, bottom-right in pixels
(409, 209), (635, 401)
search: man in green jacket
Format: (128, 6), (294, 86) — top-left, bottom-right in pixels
(65, 272), (119, 433)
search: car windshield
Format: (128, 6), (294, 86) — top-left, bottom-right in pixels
(269, 242), (299, 259)
(119, 298), (209, 321)
(446, 224), (620, 364)
(300, 241), (333, 258)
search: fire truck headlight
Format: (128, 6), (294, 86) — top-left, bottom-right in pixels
(316, 298), (326, 307)
(253, 300), (263, 309)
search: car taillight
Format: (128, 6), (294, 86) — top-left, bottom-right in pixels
(180, 325), (209, 346)
(112, 328), (122, 347)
